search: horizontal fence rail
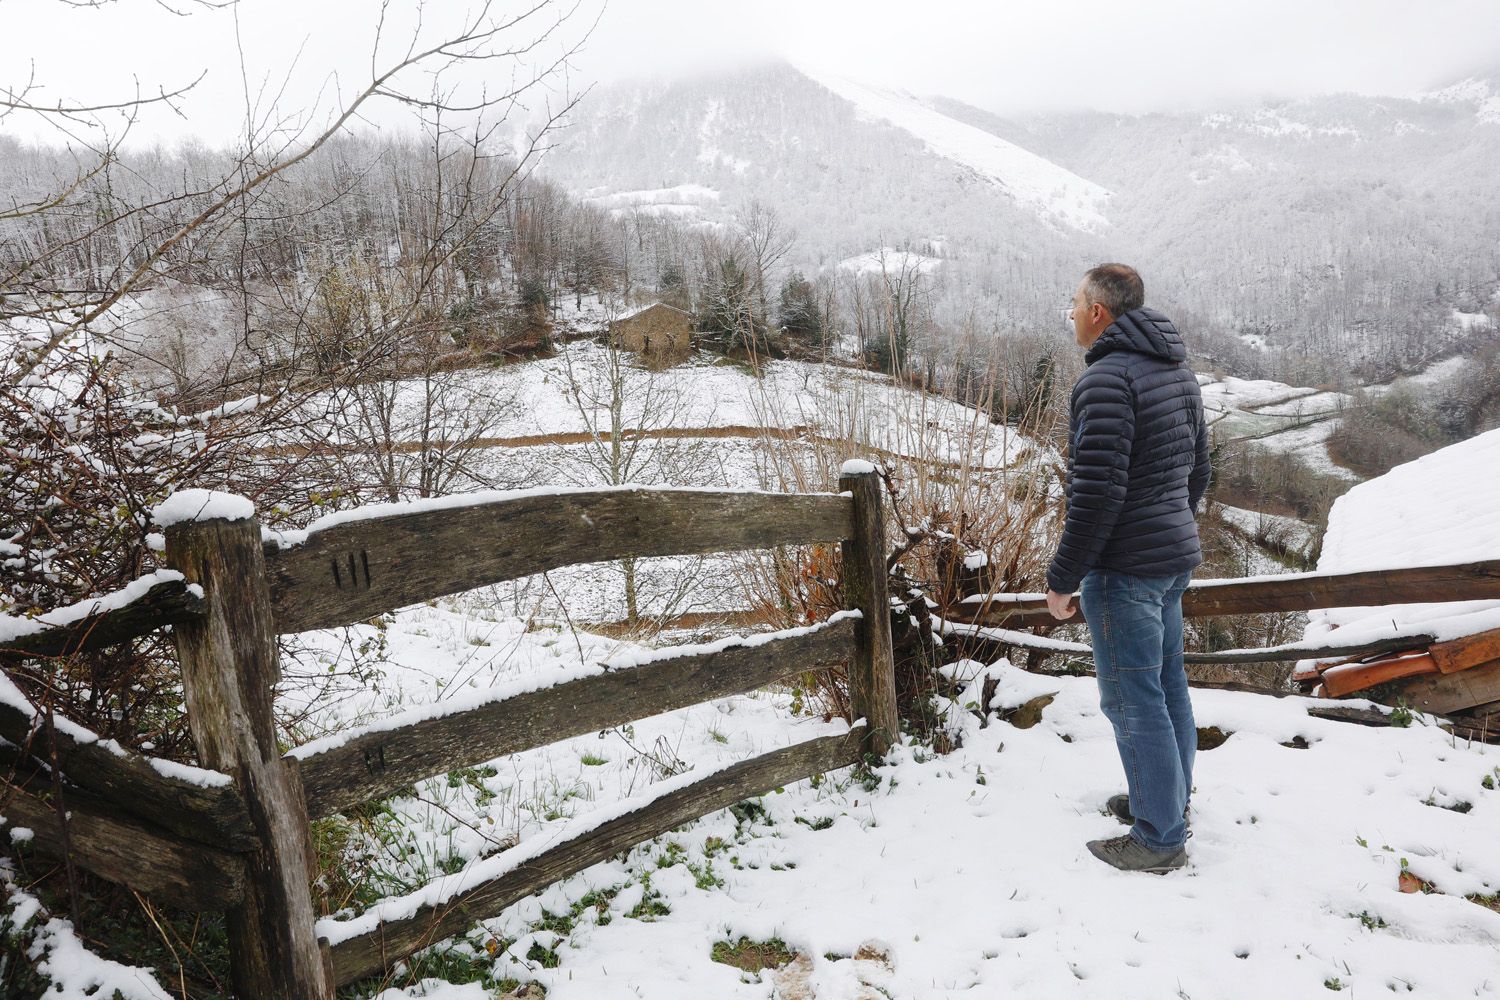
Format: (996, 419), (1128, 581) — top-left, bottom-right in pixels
(0, 688), (254, 849)
(0, 576), (204, 660)
(1, 776), (245, 911)
(322, 726), (868, 985)
(955, 559), (1500, 629)
(942, 619), (1443, 666)
(293, 613), (860, 819)
(266, 488), (854, 634)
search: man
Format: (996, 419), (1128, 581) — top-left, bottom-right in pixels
(1044, 263), (1211, 874)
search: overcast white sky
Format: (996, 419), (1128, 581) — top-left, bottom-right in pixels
(3, 0), (1498, 147)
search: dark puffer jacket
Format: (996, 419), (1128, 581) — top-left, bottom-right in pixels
(1045, 307), (1211, 594)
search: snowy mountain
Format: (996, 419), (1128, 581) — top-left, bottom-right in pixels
(536, 61), (1102, 311)
(548, 61), (1109, 237)
(796, 68), (1111, 233)
(1422, 69), (1500, 125)
(540, 61), (1500, 359)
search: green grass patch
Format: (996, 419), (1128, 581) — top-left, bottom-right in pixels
(710, 936), (796, 973)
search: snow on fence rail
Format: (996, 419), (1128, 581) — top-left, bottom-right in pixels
(0, 474), (899, 999)
(939, 617), (1447, 666)
(263, 485), (854, 634)
(0, 570), (203, 660)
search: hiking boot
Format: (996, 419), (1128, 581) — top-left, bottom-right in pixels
(1105, 794), (1192, 832)
(1086, 833), (1187, 874)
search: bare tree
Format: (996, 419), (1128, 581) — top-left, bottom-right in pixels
(734, 197), (794, 327)
(2, 0), (595, 386)
(554, 318), (720, 630)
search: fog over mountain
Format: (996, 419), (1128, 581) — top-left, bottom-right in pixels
(538, 60), (1500, 380)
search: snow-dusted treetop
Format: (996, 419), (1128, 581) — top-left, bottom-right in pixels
(151, 489), (256, 528)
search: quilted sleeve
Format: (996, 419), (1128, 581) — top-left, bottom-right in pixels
(1046, 365), (1136, 594)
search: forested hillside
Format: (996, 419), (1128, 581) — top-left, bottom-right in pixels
(541, 60), (1500, 385)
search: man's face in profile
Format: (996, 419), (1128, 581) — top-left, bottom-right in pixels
(1070, 280), (1111, 349)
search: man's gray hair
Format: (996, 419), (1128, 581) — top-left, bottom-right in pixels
(1083, 263), (1145, 317)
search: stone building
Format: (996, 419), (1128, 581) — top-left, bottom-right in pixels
(608, 302), (693, 362)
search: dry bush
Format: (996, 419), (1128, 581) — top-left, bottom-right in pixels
(1211, 440), (1346, 526)
(731, 345), (1068, 728)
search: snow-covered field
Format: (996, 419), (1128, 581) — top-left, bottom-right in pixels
(297, 342), (1028, 474)
(836, 248), (943, 277)
(269, 341), (1036, 625)
(1196, 373), (1357, 479)
(13, 601), (1500, 999)
(1214, 503), (1319, 575)
(1196, 354), (1486, 484)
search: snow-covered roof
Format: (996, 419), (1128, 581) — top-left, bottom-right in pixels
(1306, 427), (1500, 643)
(610, 301), (692, 324)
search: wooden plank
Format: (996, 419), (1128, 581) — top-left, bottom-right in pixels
(838, 469), (900, 756)
(1448, 699), (1500, 742)
(1430, 626), (1500, 674)
(0, 681), (255, 850)
(956, 559), (1500, 627)
(1396, 657), (1500, 715)
(946, 619), (1437, 666)
(167, 515), (333, 1000)
(266, 489), (853, 634)
(1319, 652), (1441, 698)
(1188, 680), (1422, 728)
(1, 776), (243, 911)
(1184, 636), (1435, 665)
(0, 578), (203, 660)
(326, 727), (866, 985)
(297, 615), (858, 819)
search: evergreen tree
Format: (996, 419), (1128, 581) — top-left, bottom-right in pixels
(777, 271), (823, 344)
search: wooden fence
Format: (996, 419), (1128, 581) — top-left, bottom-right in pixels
(0, 469), (900, 999)
(946, 560), (1500, 717)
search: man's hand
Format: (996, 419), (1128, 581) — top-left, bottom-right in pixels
(1045, 589), (1078, 621)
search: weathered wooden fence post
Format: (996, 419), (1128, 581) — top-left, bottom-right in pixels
(165, 509), (332, 999)
(839, 463), (901, 755)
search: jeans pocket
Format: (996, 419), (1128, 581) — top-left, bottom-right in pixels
(1127, 572), (1176, 604)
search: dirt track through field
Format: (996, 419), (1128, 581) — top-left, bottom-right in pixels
(258, 423), (1018, 472)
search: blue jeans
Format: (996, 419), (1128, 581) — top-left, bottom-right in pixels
(1079, 568), (1196, 852)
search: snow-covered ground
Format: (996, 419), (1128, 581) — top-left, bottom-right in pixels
(835, 248), (943, 277)
(581, 184), (723, 221)
(297, 342), (1028, 474)
(243, 341), (1042, 627)
(13, 602), (1500, 999)
(1215, 503), (1319, 574)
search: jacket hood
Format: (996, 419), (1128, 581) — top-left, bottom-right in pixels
(1085, 307), (1186, 366)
